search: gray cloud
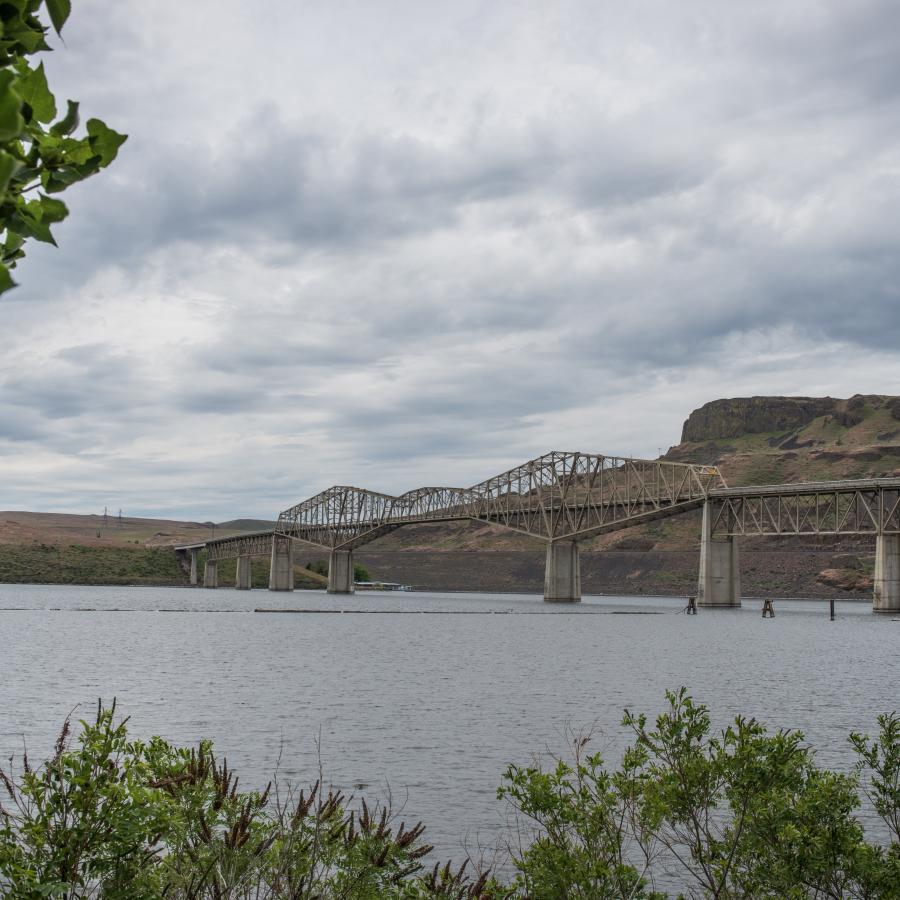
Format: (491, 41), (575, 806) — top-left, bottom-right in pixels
(1, 0), (899, 517)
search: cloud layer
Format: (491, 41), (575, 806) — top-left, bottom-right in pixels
(2, 0), (899, 518)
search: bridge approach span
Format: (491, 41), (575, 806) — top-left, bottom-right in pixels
(707, 478), (900, 536)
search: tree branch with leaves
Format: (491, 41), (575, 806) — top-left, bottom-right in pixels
(0, 0), (126, 294)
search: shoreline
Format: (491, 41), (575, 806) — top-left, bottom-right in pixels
(0, 580), (874, 604)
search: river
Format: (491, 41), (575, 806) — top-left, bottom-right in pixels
(2, 584), (897, 882)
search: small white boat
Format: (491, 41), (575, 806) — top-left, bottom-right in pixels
(354, 581), (412, 592)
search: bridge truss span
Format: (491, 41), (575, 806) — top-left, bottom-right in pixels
(468, 451), (726, 542)
(204, 530), (275, 562)
(273, 452), (726, 550)
(275, 484), (481, 550)
(707, 478), (900, 536)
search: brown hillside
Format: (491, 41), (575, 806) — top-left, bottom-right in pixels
(0, 511), (243, 549)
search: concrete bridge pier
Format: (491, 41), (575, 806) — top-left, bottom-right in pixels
(544, 540), (581, 602)
(203, 559), (218, 589)
(697, 502), (740, 607)
(328, 549), (355, 594)
(269, 537), (294, 591)
(190, 548), (199, 586)
(874, 533), (900, 613)
(235, 555), (252, 590)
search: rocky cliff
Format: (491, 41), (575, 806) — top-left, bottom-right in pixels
(679, 394), (900, 443)
(668, 394), (900, 483)
(681, 397), (840, 442)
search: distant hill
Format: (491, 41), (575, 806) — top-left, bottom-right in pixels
(0, 511), (310, 587)
(0, 511), (216, 549)
(215, 518), (276, 532)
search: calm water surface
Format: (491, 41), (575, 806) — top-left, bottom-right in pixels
(2, 584), (897, 874)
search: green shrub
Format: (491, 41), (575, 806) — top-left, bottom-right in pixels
(0, 702), (496, 898)
(499, 689), (900, 898)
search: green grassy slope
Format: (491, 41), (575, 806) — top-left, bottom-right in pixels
(0, 544), (187, 585)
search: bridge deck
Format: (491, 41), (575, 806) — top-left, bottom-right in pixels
(711, 477), (900, 497)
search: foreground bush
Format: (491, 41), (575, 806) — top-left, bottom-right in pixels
(499, 690), (900, 898)
(0, 702), (496, 899)
(1, 692), (898, 898)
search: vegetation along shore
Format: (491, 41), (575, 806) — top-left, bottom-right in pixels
(2, 690), (899, 897)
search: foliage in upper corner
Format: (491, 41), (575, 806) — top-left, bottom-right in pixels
(0, 0), (126, 295)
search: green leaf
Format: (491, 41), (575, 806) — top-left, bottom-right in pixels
(4, 230), (25, 253)
(6, 27), (48, 55)
(0, 150), (21, 196)
(0, 7), (125, 300)
(0, 69), (24, 141)
(41, 165), (88, 192)
(37, 193), (67, 223)
(45, 0), (72, 35)
(37, 133), (95, 165)
(16, 61), (57, 123)
(50, 98), (78, 135)
(11, 206), (56, 244)
(86, 118), (127, 166)
(0, 263), (16, 295)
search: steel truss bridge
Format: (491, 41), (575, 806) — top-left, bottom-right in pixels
(275, 453), (724, 549)
(175, 452), (900, 612)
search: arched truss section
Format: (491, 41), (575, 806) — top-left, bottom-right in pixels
(276, 486), (397, 549)
(274, 451), (726, 550)
(469, 451), (724, 541)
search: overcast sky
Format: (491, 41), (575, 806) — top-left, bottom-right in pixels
(2, 0), (899, 520)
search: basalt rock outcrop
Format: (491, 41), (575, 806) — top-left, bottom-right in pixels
(681, 397), (840, 442)
(678, 394), (900, 443)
